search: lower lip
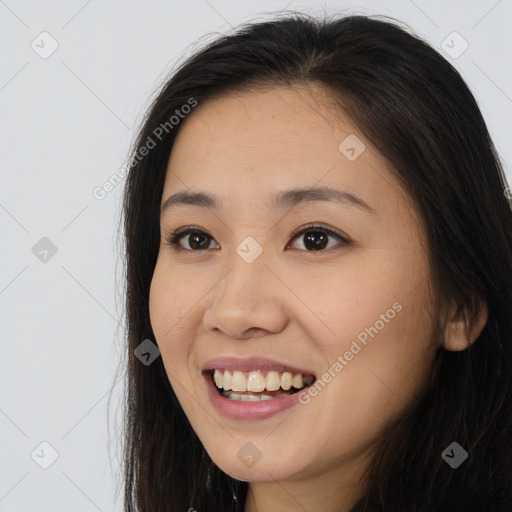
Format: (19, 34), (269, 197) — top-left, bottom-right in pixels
(204, 373), (306, 420)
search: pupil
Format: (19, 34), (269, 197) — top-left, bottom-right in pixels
(305, 231), (327, 250)
(190, 233), (208, 249)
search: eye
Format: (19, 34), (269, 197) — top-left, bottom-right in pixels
(164, 223), (349, 252)
(287, 223), (349, 252)
(165, 226), (219, 252)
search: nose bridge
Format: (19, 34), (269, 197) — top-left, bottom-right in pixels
(203, 239), (288, 338)
(218, 237), (269, 308)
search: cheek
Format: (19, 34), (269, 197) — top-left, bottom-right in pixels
(149, 261), (195, 363)
(304, 265), (406, 353)
(329, 285), (433, 412)
(304, 295), (435, 466)
(311, 250), (435, 404)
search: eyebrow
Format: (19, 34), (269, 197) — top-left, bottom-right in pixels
(161, 186), (377, 215)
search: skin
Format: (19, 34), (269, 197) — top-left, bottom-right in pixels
(148, 85), (487, 512)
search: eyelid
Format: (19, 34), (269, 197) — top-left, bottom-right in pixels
(288, 222), (347, 242)
(172, 225), (207, 236)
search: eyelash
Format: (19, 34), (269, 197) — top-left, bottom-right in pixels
(164, 223), (349, 253)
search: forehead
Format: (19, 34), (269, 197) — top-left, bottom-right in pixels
(163, 86), (411, 216)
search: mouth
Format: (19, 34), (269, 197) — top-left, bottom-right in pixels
(202, 358), (317, 420)
(207, 369), (316, 401)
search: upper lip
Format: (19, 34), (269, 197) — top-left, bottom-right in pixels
(202, 357), (316, 377)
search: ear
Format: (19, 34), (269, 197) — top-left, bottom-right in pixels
(442, 297), (488, 352)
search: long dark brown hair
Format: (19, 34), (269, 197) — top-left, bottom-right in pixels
(118, 12), (512, 512)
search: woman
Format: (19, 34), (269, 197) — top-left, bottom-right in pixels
(120, 12), (512, 512)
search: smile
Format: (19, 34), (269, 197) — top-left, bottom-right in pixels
(202, 357), (317, 419)
(212, 369), (315, 401)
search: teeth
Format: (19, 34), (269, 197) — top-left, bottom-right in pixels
(223, 370), (232, 391)
(281, 372), (292, 390)
(247, 371), (265, 392)
(212, 369), (313, 393)
(291, 373), (303, 388)
(240, 394), (260, 402)
(214, 370), (223, 388)
(265, 371), (281, 391)
(222, 390), (292, 401)
(231, 371), (247, 392)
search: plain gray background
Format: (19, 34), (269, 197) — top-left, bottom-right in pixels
(1, 0), (511, 510)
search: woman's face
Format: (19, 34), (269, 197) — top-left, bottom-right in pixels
(149, 85), (438, 489)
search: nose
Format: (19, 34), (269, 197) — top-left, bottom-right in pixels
(202, 251), (289, 340)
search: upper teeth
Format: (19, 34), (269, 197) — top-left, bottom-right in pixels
(213, 369), (313, 392)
